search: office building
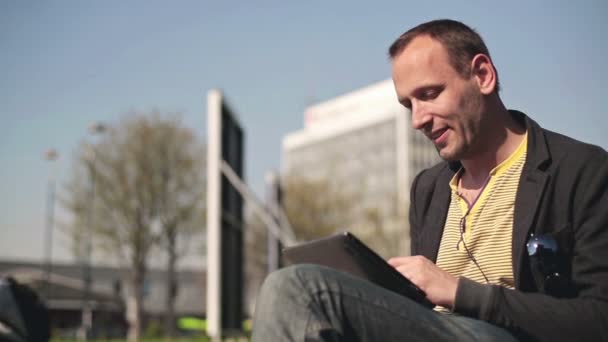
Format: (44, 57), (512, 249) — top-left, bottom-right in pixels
(282, 79), (440, 256)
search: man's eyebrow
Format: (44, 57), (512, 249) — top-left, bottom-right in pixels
(398, 84), (443, 105)
(412, 84), (444, 96)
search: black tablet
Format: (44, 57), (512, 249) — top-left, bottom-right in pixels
(282, 231), (434, 308)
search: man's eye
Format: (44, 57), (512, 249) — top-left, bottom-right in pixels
(421, 89), (439, 100)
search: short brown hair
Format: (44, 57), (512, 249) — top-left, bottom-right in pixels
(389, 19), (500, 92)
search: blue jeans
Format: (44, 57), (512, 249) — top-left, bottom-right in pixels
(252, 264), (519, 341)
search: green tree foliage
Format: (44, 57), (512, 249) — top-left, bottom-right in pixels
(62, 112), (205, 340)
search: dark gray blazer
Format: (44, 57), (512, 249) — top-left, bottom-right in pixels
(409, 111), (608, 342)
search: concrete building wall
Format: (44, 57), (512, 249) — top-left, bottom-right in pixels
(282, 79), (440, 256)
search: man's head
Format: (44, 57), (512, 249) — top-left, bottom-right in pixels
(389, 19), (500, 93)
(389, 19), (501, 161)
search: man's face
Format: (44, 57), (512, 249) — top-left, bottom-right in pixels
(391, 36), (486, 161)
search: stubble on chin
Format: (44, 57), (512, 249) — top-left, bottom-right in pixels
(435, 140), (468, 162)
(438, 149), (458, 162)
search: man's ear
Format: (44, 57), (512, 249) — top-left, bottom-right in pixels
(471, 54), (496, 95)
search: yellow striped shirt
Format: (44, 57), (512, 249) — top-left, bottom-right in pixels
(435, 133), (528, 311)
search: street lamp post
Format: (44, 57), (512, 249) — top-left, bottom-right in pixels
(43, 149), (58, 301)
(79, 122), (106, 341)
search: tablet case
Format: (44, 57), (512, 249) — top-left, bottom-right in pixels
(282, 231), (434, 308)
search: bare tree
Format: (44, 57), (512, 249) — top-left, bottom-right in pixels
(62, 112), (205, 340)
(243, 214), (270, 315)
(282, 175), (407, 257)
(360, 202), (407, 259)
(153, 117), (205, 338)
(282, 175), (357, 241)
(242, 175), (356, 315)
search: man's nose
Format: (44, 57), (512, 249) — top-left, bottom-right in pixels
(410, 101), (431, 130)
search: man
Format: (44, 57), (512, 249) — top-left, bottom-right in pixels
(252, 19), (608, 341)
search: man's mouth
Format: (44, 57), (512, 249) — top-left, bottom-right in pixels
(429, 128), (448, 144)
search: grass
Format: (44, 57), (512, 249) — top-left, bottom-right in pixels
(52, 339), (211, 342)
(52, 338), (251, 342)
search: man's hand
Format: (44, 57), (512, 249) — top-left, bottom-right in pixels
(388, 255), (458, 309)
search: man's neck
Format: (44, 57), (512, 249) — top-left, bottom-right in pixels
(460, 106), (526, 188)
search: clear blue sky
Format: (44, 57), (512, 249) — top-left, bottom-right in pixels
(1, 1), (606, 265)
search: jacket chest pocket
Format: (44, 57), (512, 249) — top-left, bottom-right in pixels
(527, 223), (575, 297)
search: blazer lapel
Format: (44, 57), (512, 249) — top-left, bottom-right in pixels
(512, 112), (551, 288)
(513, 169), (548, 287)
(424, 167), (454, 262)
